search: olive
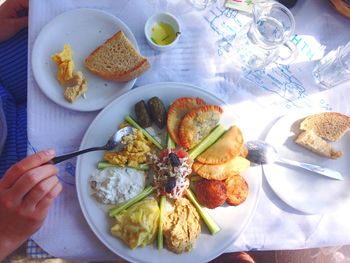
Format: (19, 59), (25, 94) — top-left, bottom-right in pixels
(165, 177), (177, 193)
(169, 152), (181, 167)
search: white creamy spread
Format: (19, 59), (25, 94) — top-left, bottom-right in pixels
(89, 167), (145, 205)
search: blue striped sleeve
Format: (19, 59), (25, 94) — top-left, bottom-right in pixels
(0, 29), (28, 177)
(0, 29), (28, 104)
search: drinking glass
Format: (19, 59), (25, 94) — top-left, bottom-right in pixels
(188, 0), (217, 10)
(313, 41), (350, 89)
(232, 0), (297, 70)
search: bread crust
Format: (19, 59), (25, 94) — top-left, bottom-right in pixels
(87, 59), (150, 82)
(300, 112), (350, 141)
(84, 31), (150, 82)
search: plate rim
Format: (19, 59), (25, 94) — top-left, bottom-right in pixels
(264, 110), (350, 214)
(76, 82), (262, 262)
(31, 7), (138, 112)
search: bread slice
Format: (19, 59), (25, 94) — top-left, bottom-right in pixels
(84, 31), (150, 82)
(295, 130), (342, 159)
(300, 112), (350, 141)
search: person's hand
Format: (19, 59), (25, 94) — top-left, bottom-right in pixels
(0, 150), (62, 261)
(0, 0), (29, 42)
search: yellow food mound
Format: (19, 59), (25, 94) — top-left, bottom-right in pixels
(111, 198), (159, 249)
(104, 129), (152, 168)
(51, 44), (74, 85)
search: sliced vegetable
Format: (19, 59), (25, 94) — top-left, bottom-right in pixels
(188, 124), (226, 160)
(186, 189), (221, 235)
(125, 115), (163, 150)
(167, 134), (176, 149)
(97, 161), (149, 171)
(109, 186), (155, 217)
(157, 195), (166, 249)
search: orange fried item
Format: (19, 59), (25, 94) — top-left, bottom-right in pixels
(194, 179), (227, 209)
(197, 126), (244, 164)
(192, 156), (250, 180)
(225, 175), (248, 206)
(240, 145), (248, 158)
(167, 97), (206, 145)
(179, 105), (223, 149)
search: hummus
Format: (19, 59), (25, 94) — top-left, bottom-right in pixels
(163, 197), (201, 253)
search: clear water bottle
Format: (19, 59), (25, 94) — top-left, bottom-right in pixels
(313, 41), (350, 89)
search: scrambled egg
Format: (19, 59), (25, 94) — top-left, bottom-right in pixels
(111, 198), (159, 249)
(52, 44), (74, 85)
(104, 129), (152, 168)
(163, 198), (201, 253)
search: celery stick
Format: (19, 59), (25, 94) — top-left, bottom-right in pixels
(109, 186), (154, 217)
(186, 189), (220, 235)
(188, 124), (226, 160)
(167, 134), (176, 149)
(97, 161), (149, 171)
(157, 195), (166, 249)
(125, 116), (163, 150)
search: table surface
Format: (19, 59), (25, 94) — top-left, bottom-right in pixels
(27, 0), (350, 261)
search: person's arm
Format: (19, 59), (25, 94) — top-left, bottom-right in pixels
(0, 150), (62, 261)
(0, 0), (28, 42)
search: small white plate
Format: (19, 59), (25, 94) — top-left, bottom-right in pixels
(76, 82), (262, 263)
(32, 8), (138, 112)
(264, 111), (350, 214)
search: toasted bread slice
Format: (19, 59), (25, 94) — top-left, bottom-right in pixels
(178, 105), (223, 149)
(84, 31), (150, 82)
(192, 156), (250, 180)
(225, 175), (248, 206)
(196, 126), (244, 164)
(167, 97), (206, 145)
(295, 130), (342, 159)
(300, 112), (350, 141)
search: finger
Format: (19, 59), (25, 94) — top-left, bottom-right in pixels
(2, 0), (29, 16)
(7, 164), (57, 203)
(22, 176), (59, 210)
(0, 149), (55, 189)
(35, 182), (62, 214)
(16, 0), (29, 10)
(9, 16), (28, 31)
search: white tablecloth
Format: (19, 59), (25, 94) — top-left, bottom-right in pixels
(27, 0), (350, 261)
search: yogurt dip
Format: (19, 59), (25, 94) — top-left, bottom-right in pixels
(90, 167), (145, 205)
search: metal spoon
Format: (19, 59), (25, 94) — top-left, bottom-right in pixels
(245, 140), (343, 180)
(50, 126), (134, 164)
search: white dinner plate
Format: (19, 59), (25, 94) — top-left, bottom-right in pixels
(76, 82), (262, 263)
(32, 8), (138, 111)
(264, 111), (350, 215)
